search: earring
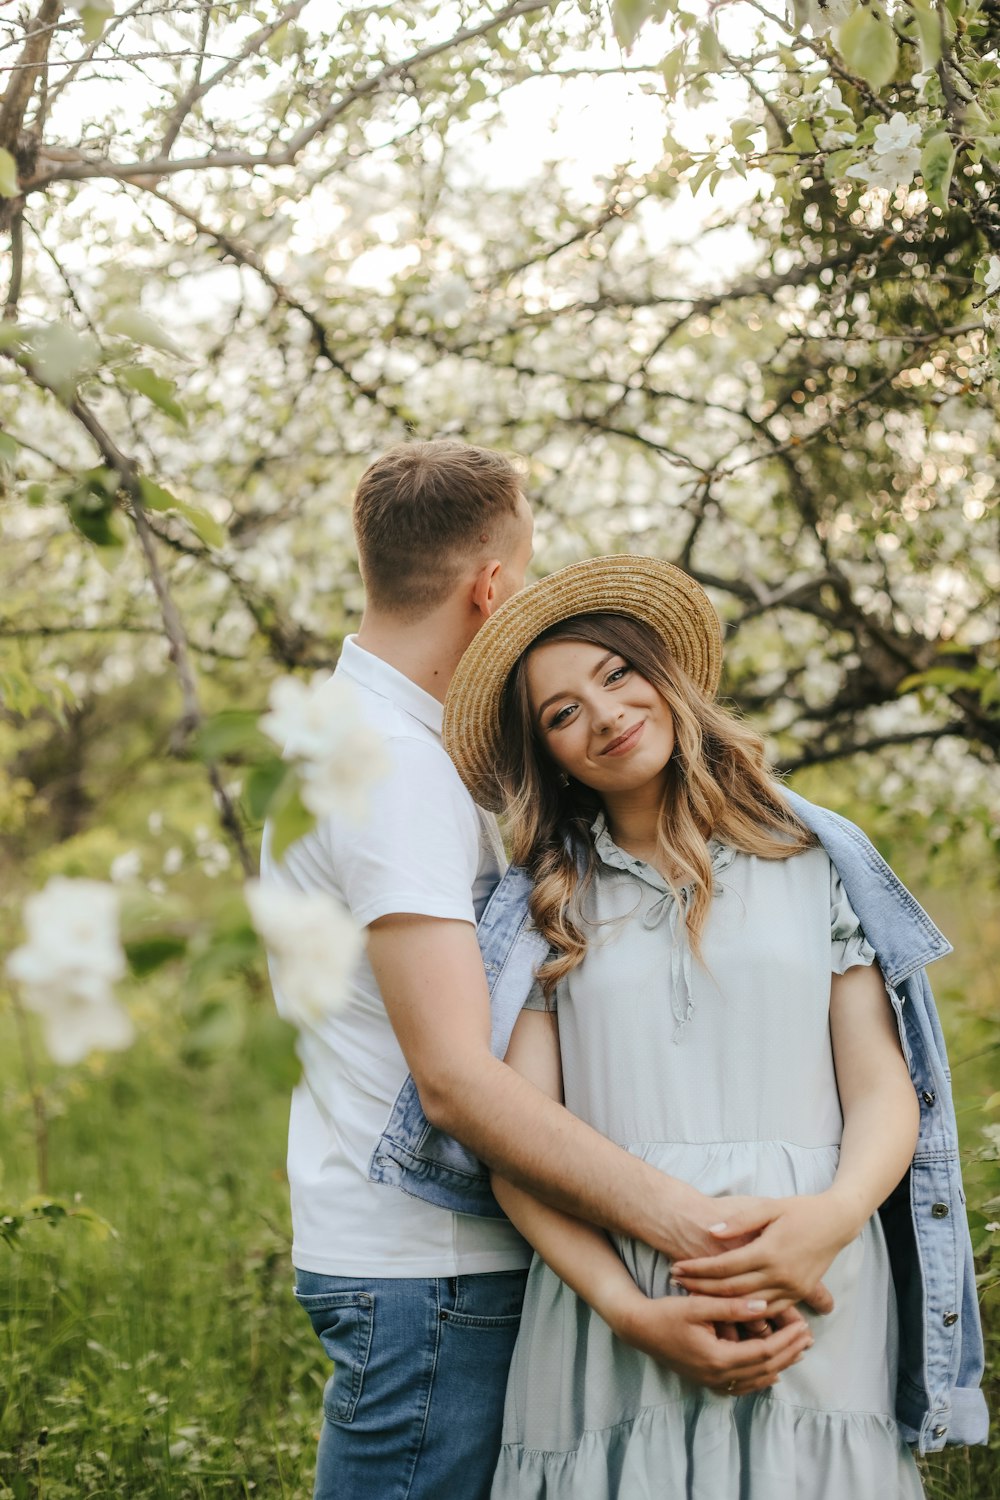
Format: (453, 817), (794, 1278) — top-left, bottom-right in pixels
(557, 771), (569, 787)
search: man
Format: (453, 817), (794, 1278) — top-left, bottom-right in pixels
(261, 439), (813, 1500)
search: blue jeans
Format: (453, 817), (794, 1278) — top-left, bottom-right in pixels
(294, 1267), (528, 1500)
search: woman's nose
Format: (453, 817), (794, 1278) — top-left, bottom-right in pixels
(593, 704), (623, 735)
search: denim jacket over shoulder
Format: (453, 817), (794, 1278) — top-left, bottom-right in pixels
(368, 790), (988, 1453)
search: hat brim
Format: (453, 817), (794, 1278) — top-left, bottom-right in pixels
(443, 554), (723, 813)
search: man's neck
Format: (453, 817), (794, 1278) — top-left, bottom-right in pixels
(354, 613), (471, 704)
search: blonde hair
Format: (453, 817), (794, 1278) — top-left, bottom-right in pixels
(498, 613), (815, 997)
(352, 440), (524, 618)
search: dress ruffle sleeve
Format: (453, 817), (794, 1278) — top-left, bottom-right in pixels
(830, 863), (877, 974)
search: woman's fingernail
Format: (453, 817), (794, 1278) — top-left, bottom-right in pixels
(747, 1299), (767, 1312)
(710, 1222), (728, 1233)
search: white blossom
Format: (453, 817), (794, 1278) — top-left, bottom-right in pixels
(873, 112), (922, 156)
(846, 146), (921, 191)
(110, 849), (142, 883)
(260, 673), (390, 821)
(5, 878), (132, 1066)
(982, 255), (1000, 298)
(162, 846), (184, 875)
(820, 124), (856, 151)
(245, 880), (361, 1028)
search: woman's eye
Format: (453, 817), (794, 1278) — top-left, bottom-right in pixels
(548, 704), (576, 729)
(606, 665), (630, 685)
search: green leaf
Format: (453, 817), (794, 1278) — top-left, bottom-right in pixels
(269, 777), (315, 861)
(65, 477), (126, 550)
(70, 1204), (117, 1241)
(246, 1012), (301, 1091)
(688, 156), (717, 195)
(27, 324), (100, 401)
(182, 998), (246, 1064)
(124, 934), (188, 976)
(898, 665), (986, 694)
(105, 305), (187, 358)
(174, 498), (224, 549)
(245, 758), (292, 820)
(77, 0), (115, 44)
(791, 119), (818, 153)
(121, 365), (186, 425)
(137, 475), (177, 511)
(920, 130), (956, 208)
(908, 0), (941, 70)
(137, 475), (225, 547)
(838, 1), (899, 88)
(612, 0), (654, 49)
(0, 147), (18, 198)
(193, 710), (271, 763)
(0, 432), (17, 467)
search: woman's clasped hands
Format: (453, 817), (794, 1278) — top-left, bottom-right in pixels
(671, 1191), (854, 1315)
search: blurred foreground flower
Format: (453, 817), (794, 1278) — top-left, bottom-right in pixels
(260, 673), (390, 821)
(245, 881), (361, 1027)
(5, 878), (132, 1065)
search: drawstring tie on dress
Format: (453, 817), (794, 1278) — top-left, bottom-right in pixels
(642, 886), (696, 1042)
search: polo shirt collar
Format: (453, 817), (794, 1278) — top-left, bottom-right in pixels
(338, 635), (444, 737)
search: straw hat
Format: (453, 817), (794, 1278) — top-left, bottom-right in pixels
(443, 554), (723, 812)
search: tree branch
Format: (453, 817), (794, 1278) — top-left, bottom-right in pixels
(25, 0), (556, 189)
(0, 0), (63, 151)
(777, 723), (970, 773)
(158, 0), (311, 159)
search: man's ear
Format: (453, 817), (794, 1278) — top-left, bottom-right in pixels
(470, 557), (503, 619)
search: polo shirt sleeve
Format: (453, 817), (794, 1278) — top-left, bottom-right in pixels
(320, 733), (484, 929)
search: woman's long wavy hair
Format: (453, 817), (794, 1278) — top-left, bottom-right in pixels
(499, 612), (816, 998)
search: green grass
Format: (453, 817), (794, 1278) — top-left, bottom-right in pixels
(0, 1017), (321, 1498)
(0, 996), (997, 1498)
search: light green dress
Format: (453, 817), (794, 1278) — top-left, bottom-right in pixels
(492, 820), (923, 1500)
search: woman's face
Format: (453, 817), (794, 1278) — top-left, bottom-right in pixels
(525, 638), (675, 800)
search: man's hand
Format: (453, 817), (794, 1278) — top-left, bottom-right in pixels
(653, 1187), (775, 1263)
(671, 1193), (849, 1313)
(612, 1291), (814, 1396)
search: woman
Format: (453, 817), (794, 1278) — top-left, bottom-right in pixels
(442, 555), (931, 1498)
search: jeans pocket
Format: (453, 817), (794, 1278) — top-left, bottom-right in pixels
(441, 1269), (527, 1329)
(294, 1287), (375, 1424)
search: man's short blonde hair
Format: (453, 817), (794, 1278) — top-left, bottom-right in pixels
(352, 439), (524, 617)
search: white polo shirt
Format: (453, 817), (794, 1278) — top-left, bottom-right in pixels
(260, 636), (530, 1277)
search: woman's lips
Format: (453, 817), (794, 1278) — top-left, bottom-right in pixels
(601, 721), (644, 756)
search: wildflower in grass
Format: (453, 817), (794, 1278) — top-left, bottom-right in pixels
(245, 881), (361, 1027)
(5, 877), (132, 1065)
(260, 673), (390, 821)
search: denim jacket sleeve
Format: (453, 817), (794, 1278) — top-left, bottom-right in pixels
(367, 863), (549, 1219)
(782, 790), (987, 1452)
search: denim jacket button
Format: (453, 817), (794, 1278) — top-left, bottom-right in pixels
(931, 1202), (950, 1218)
(932, 1426), (947, 1439)
(922, 1090), (936, 1105)
(943, 1311), (958, 1326)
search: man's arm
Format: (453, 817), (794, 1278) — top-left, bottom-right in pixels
(368, 913), (772, 1261)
